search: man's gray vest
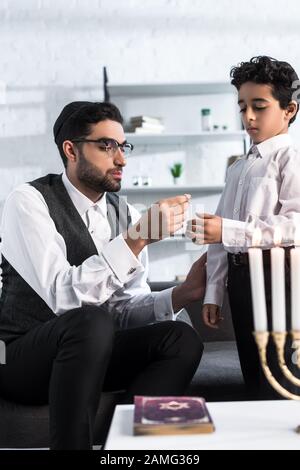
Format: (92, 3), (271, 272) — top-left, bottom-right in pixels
(0, 174), (131, 343)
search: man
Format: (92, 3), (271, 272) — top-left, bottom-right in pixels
(0, 101), (206, 449)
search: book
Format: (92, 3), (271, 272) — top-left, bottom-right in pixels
(133, 396), (215, 436)
(130, 115), (163, 125)
(131, 122), (165, 130)
(133, 126), (165, 134)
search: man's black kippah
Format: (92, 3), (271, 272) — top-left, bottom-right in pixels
(53, 101), (92, 143)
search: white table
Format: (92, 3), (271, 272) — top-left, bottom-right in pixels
(105, 400), (300, 450)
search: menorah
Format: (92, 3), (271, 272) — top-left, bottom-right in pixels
(253, 331), (300, 401)
(249, 226), (300, 431)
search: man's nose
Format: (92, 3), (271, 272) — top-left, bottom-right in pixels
(114, 148), (126, 166)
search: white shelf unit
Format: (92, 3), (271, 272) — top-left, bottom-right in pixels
(120, 185), (224, 246)
(120, 185), (224, 194)
(108, 82), (235, 97)
(108, 81), (246, 281)
(126, 130), (247, 145)
(110, 81), (249, 152)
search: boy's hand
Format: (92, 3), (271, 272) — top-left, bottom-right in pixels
(186, 213), (222, 244)
(202, 304), (224, 329)
(125, 194), (191, 256)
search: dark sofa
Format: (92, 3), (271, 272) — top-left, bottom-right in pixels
(0, 282), (246, 448)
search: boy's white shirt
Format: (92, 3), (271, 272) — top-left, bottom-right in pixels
(204, 133), (300, 307)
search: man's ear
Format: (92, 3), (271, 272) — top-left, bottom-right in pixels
(286, 100), (298, 122)
(62, 140), (78, 164)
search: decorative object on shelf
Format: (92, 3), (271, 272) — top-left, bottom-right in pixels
(170, 163), (183, 185)
(142, 176), (152, 186)
(213, 125), (219, 131)
(222, 125), (228, 131)
(249, 226), (300, 420)
(132, 176), (143, 187)
(201, 108), (212, 131)
(127, 115), (165, 134)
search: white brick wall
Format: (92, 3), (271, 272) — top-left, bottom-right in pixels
(1, 0), (300, 280)
(1, 0), (299, 167)
(1, 0), (300, 86)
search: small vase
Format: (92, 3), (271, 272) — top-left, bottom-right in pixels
(173, 177), (181, 185)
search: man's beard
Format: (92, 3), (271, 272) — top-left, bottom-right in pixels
(76, 149), (121, 193)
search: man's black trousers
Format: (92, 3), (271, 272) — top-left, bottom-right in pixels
(0, 306), (203, 449)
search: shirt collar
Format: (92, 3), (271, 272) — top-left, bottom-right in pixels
(247, 133), (292, 159)
(62, 171), (107, 217)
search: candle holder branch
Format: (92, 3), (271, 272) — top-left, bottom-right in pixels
(291, 330), (300, 369)
(272, 331), (300, 387)
(253, 331), (300, 400)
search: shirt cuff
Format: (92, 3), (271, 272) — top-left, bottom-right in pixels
(102, 234), (144, 284)
(203, 283), (225, 307)
(153, 287), (181, 321)
(222, 218), (246, 248)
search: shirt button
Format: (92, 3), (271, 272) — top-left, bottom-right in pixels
(239, 179), (244, 185)
(234, 208), (239, 214)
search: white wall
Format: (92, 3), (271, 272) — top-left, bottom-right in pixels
(1, 0), (300, 280)
(1, 0), (300, 86)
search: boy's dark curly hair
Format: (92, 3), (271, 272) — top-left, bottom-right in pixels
(230, 56), (299, 125)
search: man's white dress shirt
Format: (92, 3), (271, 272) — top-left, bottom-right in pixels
(0, 171), (178, 328)
(204, 133), (300, 307)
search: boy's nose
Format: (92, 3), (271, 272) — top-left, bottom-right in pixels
(245, 108), (256, 122)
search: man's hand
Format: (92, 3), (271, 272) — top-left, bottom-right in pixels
(202, 304), (224, 329)
(172, 252), (207, 311)
(124, 194), (191, 257)
(186, 213), (222, 245)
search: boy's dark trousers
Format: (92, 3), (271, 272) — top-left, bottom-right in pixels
(227, 248), (300, 399)
(0, 306), (203, 450)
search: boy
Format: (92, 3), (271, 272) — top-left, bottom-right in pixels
(187, 56), (300, 397)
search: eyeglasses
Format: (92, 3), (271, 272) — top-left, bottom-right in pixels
(71, 138), (134, 157)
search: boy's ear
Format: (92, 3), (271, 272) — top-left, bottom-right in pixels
(285, 100), (298, 122)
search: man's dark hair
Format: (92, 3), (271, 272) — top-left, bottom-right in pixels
(53, 101), (123, 168)
(230, 56), (299, 125)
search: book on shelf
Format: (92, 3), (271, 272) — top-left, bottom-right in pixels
(126, 117), (165, 134)
(130, 115), (163, 125)
(130, 121), (164, 130)
(132, 126), (165, 134)
(133, 396), (215, 436)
